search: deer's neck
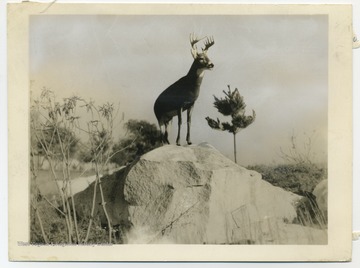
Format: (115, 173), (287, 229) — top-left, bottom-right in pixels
(187, 62), (205, 88)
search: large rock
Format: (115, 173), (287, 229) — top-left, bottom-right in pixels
(74, 143), (327, 244)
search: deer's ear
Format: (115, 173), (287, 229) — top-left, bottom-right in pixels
(191, 48), (198, 59)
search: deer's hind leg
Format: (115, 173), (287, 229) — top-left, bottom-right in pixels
(163, 121), (170, 144)
(158, 121), (170, 145)
(176, 109), (182, 146)
(186, 106), (193, 145)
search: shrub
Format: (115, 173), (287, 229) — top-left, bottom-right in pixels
(248, 163), (326, 195)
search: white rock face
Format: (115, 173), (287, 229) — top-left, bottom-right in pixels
(57, 174), (97, 197)
(123, 144), (312, 244)
(57, 167), (123, 197)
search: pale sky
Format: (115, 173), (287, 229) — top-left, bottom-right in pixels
(30, 15), (328, 165)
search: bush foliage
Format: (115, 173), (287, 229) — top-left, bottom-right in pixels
(248, 163), (326, 196)
(110, 119), (161, 166)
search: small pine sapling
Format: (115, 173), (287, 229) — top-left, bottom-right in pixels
(206, 85), (256, 163)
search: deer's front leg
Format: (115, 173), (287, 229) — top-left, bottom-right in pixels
(186, 106), (193, 145)
(176, 109), (182, 146)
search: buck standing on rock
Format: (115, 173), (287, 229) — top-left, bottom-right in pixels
(154, 33), (215, 146)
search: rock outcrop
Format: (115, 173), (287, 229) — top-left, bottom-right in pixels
(74, 143), (327, 244)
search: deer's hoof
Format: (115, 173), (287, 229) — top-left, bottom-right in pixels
(176, 143), (181, 146)
(187, 142), (192, 145)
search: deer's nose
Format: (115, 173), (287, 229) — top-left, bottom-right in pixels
(208, 63), (214, 68)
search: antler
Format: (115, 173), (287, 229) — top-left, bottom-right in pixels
(202, 36), (214, 53)
(190, 33), (206, 59)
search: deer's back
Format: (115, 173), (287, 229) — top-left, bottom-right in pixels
(154, 76), (200, 124)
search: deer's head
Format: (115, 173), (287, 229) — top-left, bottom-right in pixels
(190, 34), (215, 71)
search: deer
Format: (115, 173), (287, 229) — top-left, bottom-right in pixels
(154, 33), (215, 146)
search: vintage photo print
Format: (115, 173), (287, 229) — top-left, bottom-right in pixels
(8, 3), (352, 261)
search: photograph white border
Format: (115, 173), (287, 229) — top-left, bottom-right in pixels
(7, 2), (353, 262)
